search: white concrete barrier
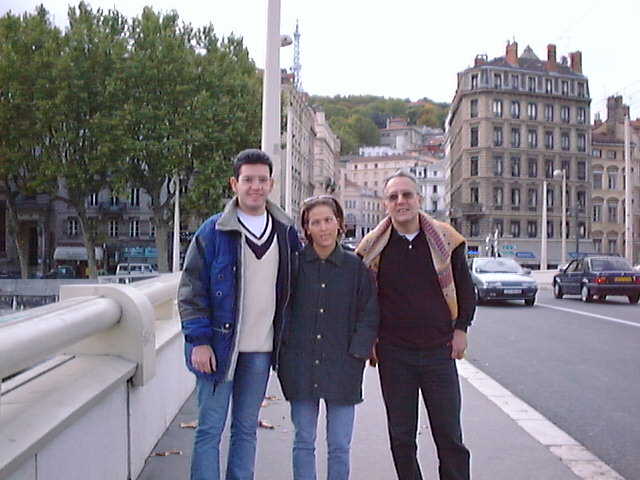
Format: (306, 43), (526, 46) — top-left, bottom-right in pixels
(0, 273), (195, 480)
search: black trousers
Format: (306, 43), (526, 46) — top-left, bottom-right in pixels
(377, 343), (470, 480)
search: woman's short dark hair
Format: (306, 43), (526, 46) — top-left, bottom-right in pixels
(300, 195), (345, 244)
(233, 149), (273, 178)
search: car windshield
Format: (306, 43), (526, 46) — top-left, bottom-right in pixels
(589, 258), (633, 271)
(474, 258), (523, 274)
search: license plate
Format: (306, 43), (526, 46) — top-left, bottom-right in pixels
(504, 289), (522, 294)
(615, 277), (632, 282)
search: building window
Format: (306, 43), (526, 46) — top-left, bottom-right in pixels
(527, 102), (537, 120)
(528, 188), (538, 208)
(577, 133), (586, 152)
(494, 187), (503, 207)
(577, 161), (586, 180)
(510, 220), (521, 237)
(527, 221), (537, 238)
(494, 156), (503, 176)
(129, 188), (140, 207)
(547, 220), (554, 238)
(511, 128), (521, 148)
(607, 150), (617, 160)
(592, 203), (602, 223)
(545, 131), (554, 150)
(470, 127), (479, 147)
(492, 99), (503, 117)
(511, 156), (521, 177)
(561, 80), (569, 95)
(494, 73), (502, 89)
(433, 185), (438, 193)
(561, 159), (571, 180)
(88, 193), (99, 207)
(608, 170), (618, 190)
(544, 104), (554, 122)
(527, 129), (538, 149)
(545, 78), (553, 94)
(470, 186), (479, 204)
(593, 238), (602, 252)
(494, 218), (504, 236)
(546, 187), (554, 207)
(576, 191), (586, 210)
(608, 202), (618, 223)
(109, 220), (119, 238)
(470, 99), (478, 118)
(592, 149), (602, 158)
(493, 126), (503, 147)
(608, 239), (617, 254)
(577, 107), (586, 124)
(561, 132), (570, 151)
(577, 82), (586, 98)
(511, 187), (520, 207)
(67, 218), (79, 237)
(471, 74), (478, 90)
(510, 101), (520, 119)
(592, 170), (603, 189)
(470, 156), (479, 176)
(149, 222), (156, 238)
(470, 220), (479, 237)
(129, 219), (139, 238)
(545, 158), (554, 178)
(560, 106), (570, 123)
(110, 193), (119, 206)
(528, 158), (538, 178)
(527, 76), (536, 92)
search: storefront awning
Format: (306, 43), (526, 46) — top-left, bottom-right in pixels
(53, 246), (104, 262)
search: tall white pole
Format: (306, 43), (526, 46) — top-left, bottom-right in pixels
(561, 171), (567, 264)
(625, 115), (633, 262)
(541, 180), (548, 270)
(262, 0), (282, 207)
(285, 101), (294, 216)
(172, 176), (180, 273)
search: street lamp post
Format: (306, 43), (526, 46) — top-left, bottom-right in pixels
(554, 169), (567, 265)
(540, 180), (548, 270)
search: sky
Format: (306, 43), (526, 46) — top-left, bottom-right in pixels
(2, 0), (640, 120)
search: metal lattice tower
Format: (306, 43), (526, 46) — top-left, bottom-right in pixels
(293, 19), (301, 89)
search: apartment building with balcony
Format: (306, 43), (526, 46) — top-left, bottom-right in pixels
(445, 41), (592, 265)
(591, 95), (640, 261)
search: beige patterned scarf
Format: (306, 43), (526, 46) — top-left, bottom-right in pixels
(356, 212), (465, 322)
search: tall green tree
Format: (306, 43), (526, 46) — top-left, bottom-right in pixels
(116, 7), (199, 272)
(48, 2), (128, 278)
(0, 7), (61, 278)
(182, 28), (262, 221)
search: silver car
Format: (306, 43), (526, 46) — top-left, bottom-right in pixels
(471, 257), (538, 306)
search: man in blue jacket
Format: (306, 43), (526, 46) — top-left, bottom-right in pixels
(179, 149), (301, 480)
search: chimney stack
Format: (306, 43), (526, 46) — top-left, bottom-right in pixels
(546, 44), (557, 71)
(569, 51), (582, 74)
(506, 41), (518, 66)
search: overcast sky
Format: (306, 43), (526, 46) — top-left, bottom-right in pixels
(2, 0), (639, 120)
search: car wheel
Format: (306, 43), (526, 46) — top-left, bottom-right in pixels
(597, 295), (607, 302)
(553, 282), (564, 299)
(581, 285), (593, 303)
(628, 294), (640, 304)
(524, 297), (535, 306)
(474, 287), (484, 305)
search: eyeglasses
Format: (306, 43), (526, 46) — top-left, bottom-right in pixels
(238, 175), (271, 186)
(384, 191), (417, 202)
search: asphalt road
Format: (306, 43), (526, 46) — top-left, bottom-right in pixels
(467, 289), (640, 480)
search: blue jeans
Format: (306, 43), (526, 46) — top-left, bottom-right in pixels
(290, 399), (355, 480)
(190, 352), (271, 480)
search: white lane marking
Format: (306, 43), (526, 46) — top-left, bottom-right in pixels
(537, 303), (640, 328)
(458, 359), (626, 480)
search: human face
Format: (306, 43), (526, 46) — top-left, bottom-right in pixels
(383, 176), (421, 232)
(230, 164), (273, 215)
(305, 205), (339, 257)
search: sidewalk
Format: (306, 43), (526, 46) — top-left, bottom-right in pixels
(138, 365), (581, 480)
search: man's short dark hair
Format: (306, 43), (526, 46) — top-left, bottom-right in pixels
(383, 169), (418, 190)
(233, 149), (273, 178)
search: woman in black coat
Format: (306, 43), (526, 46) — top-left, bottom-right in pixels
(278, 195), (379, 480)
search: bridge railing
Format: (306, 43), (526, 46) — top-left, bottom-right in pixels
(0, 273), (195, 480)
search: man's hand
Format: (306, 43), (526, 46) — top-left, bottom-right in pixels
(192, 345), (216, 373)
(451, 329), (467, 360)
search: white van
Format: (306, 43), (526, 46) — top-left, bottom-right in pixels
(115, 263), (156, 275)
